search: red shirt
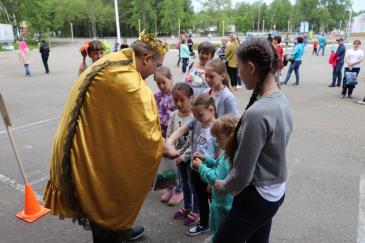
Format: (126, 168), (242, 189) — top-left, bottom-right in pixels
(275, 45), (284, 69)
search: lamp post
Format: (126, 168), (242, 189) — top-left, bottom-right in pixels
(70, 22), (74, 43)
(138, 19), (141, 35)
(257, 5), (261, 32)
(178, 18), (181, 36)
(288, 20), (290, 33)
(339, 20), (342, 32)
(114, 0), (121, 44)
(222, 20), (225, 37)
(346, 8), (352, 39)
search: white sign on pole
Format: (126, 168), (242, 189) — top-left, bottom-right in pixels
(300, 21), (309, 33)
(0, 24), (14, 43)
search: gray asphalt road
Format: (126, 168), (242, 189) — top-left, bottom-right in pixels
(0, 41), (364, 243)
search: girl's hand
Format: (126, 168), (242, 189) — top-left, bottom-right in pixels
(192, 158), (202, 171)
(163, 142), (179, 159)
(193, 152), (205, 160)
(214, 180), (224, 192)
(176, 156), (183, 165)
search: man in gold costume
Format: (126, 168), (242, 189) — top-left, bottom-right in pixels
(44, 32), (176, 242)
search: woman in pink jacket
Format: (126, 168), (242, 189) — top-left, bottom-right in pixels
(19, 40), (32, 77)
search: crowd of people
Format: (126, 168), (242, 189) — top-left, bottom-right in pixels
(42, 31), (293, 243)
(13, 27), (358, 243)
(153, 35), (294, 242)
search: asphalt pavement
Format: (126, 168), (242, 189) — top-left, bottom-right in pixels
(0, 40), (364, 243)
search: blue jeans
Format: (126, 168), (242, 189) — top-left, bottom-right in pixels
(283, 60), (302, 85)
(177, 160), (199, 213)
(24, 64), (31, 76)
(332, 61), (344, 86)
(182, 58), (189, 73)
(318, 45), (325, 56)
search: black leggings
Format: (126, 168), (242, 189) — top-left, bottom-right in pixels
(214, 185), (284, 243)
(191, 170), (210, 227)
(227, 66), (238, 86)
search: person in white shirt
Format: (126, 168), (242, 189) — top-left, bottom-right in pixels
(341, 40), (364, 98)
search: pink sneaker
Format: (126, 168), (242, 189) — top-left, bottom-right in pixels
(168, 192), (183, 206)
(161, 188), (174, 203)
(184, 212), (200, 226)
(173, 207), (190, 220)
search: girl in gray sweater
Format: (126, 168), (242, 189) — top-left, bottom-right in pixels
(213, 38), (293, 243)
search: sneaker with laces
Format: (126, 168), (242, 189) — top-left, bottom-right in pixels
(161, 188), (174, 203)
(168, 192), (183, 206)
(184, 212), (200, 226)
(174, 207), (190, 220)
(186, 225), (209, 236)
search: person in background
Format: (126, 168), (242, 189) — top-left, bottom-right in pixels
(313, 40), (318, 56)
(154, 66), (175, 138)
(281, 36), (305, 86)
(180, 34), (190, 73)
(184, 42), (216, 95)
(272, 36), (284, 83)
(267, 34), (273, 43)
(214, 38), (228, 62)
(225, 34), (239, 92)
(204, 59), (239, 117)
(318, 33), (327, 56)
(79, 41), (89, 75)
(328, 49), (339, 86)
(113, 42), (120, 52)
(87, 40), (105, 63)
(329, 38), (346, 87)
(19, 40), (32, 77)
(120, 38), (129, 49)
(102, 40), (111, 54)
(39, 40), (50, 74)
(187, 34), (195, 57)
(341, 40), (364, 98)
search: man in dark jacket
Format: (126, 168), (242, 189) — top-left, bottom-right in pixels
(39, 40), (50, 73)
(329, 38), (346, 87)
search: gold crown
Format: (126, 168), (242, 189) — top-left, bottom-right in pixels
(139, 30), (169, 56)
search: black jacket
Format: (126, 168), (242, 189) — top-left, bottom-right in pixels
(39, 43), (50, 56)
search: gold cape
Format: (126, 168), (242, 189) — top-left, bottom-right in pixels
(43, 48), (163, 230)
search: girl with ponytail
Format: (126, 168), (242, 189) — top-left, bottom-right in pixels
(213, 37), (293, 243)
(204, 59), (239, 117)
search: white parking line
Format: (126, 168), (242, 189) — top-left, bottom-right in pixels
(29, 176), (48, 186)
(0, 117), (59, 135)
(0, 173), (43, 201)
(357, 175), (365, 243)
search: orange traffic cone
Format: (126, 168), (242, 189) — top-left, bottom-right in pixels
(16, 183), (50, 222)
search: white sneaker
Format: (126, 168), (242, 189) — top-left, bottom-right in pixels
(357, 101), (365, 105)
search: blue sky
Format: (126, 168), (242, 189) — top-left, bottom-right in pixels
(192, 0), (365, 12)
